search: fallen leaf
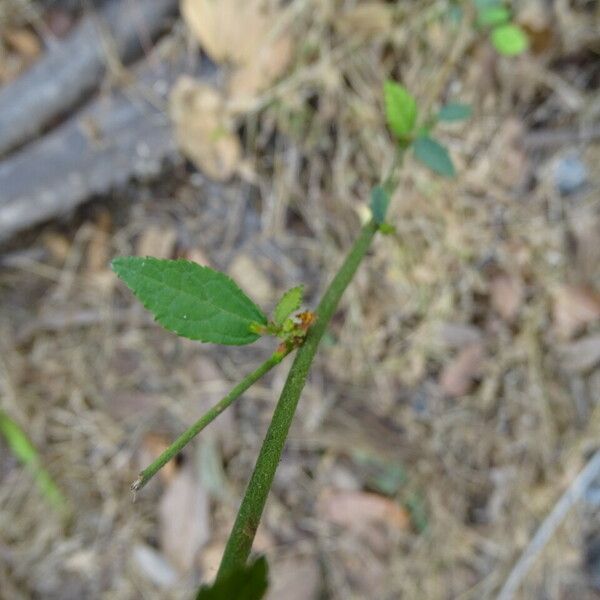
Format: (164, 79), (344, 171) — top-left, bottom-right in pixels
(316, 490), (409, 532)
(559, 335), (600, 373)
(181, 0), (294, 97)
(4, 28), (41, 59)
(169, 77), (241, 181)
(266, 555), (320, 600)
(439, 342), (485, 397)
(553, 285), (600, 339)
(228, 39), (293, 99)
(159, 466), (211, 573)
(136, 224), (177, 260)
(132, 544), (178, 588)
(490, 273), (524, 322)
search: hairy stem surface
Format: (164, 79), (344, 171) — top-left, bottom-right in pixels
(216, 220), (379, 580)
(133, 349), (290, 492)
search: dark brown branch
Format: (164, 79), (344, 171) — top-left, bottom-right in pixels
(0, 0), (178, 158)
(0, 48), (215, 244)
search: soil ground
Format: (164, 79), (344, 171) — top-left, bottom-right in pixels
(1, 1), (600, 598)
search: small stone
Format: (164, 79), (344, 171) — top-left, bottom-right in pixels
(554, 152), (588, 196)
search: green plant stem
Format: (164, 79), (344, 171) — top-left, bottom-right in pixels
(132, 349), (291, 492)
(0, 410), (69, 516)
(216, 219), (379, 581)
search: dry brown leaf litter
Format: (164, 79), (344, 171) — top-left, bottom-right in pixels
(1, 1), (600, 599)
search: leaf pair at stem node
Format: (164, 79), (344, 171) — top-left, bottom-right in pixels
(383, 80), (473, 178)
(112, 258), (312, 350)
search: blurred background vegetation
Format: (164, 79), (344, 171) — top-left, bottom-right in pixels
(0, 1), (599, 598)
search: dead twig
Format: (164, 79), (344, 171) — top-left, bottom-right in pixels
(0, 0), (177, 158)
(498, 450), (600, 600)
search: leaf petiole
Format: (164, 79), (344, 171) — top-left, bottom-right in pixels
(132, 347), (293, 493)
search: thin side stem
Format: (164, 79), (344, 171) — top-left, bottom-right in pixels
(215, 219), (379, 581)
(132, 349), (291, 493)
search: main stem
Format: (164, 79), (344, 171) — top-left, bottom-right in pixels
(132, 350), (289, 492)
(216, 219), (379, 580)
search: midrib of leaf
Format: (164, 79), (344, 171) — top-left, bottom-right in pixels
(131, 264), (265, 326)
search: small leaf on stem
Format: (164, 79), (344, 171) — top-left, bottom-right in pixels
(112, 257), (267, 345)
(370, 185), (391, 225)
(437, 103), (472, 122)
(273, 285), (303, 327)
(383, 80), (417, 139)
(413, 136), (456, 177)
(477, 6), (510, 27)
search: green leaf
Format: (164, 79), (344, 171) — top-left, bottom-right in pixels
(112, 257), (267, 345)
(197, 556), (268, 600)
(477, 6), (510, 27)
(384, 80), (417, 139)
(273, 285), (303, 327)
(0, 410), (68, 513)
(474, 0), (503, 9)
(370, 185), (391, 225)
(413, 136), (456, 177)
(437, 103), (473, 122)
(491, 24), (529, 56)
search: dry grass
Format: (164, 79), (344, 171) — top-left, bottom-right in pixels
(1, 1), (600, 598)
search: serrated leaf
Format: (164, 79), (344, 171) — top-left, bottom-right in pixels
(413, 136), (456, 177)
(477, 6), (510, 27)
(491, 24), (529, 56)
(370, 185), (391, 225)
(273, 285), (303, 327)
(384, 80), (417, 139)
(196, 556), (268, 600)
(112, 257), (267, 345)
(437, 103), (472, 122)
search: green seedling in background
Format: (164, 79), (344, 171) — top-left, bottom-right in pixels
(383, 80), (417, 143)
(437, 103), (473, 122)
(0, 410), (69, 516)
(447, 1), (529, 56)
(474, 0), (529, 56)
(383, 80), (472, 178)
(113, 79), (467, 597)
